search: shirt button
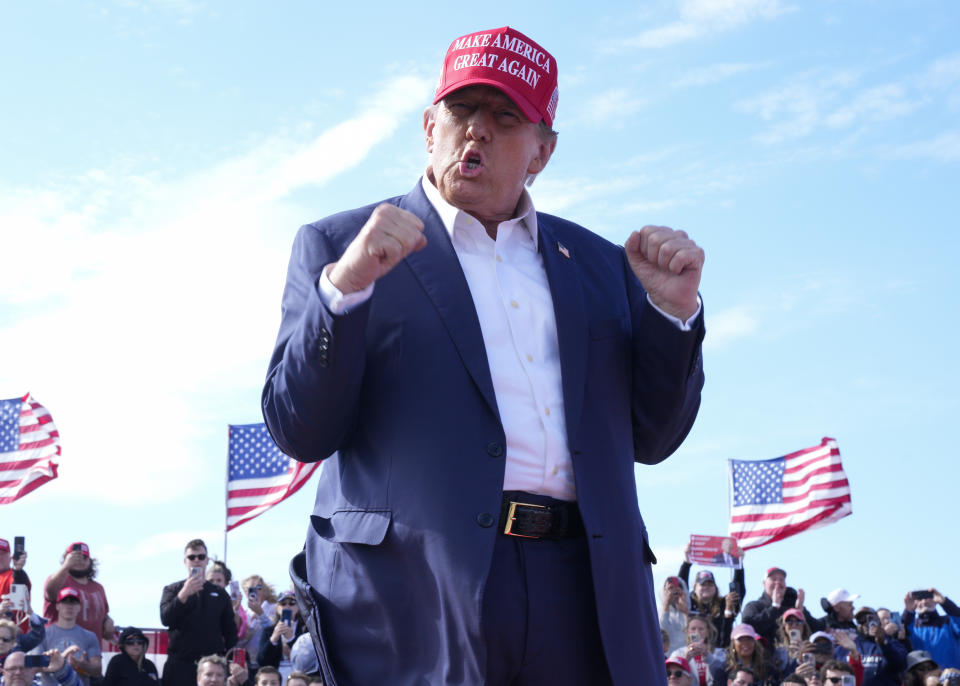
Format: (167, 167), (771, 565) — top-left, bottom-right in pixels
(552, 466), (559, 476)
(486, 442), (504, 458)
(496, 255), (503, 262)
(545, 407), (551, 416)
(526, 354), (533, 362)
(476, 512), (495, 528)
(510, 300), (519, 309)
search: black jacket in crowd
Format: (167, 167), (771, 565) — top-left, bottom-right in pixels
(104, 652), (160, 686)
(742, 587), (824, 646)
(159, 579), (238, 661)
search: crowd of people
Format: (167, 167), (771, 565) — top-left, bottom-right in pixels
(0, 537), (323, 686)
(658, 545), (960, 686)
(3, 535), (959, 686)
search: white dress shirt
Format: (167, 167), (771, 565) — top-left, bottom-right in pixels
(318, 176), (700, 502)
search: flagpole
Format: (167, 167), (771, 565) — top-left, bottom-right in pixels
(224, 424), (230, 566)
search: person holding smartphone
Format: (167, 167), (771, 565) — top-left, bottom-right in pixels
(235, 576), (276, 675)
(903, 589), (960, 671)
(1, 646), (82, 686)
(257, 592), (304, 670)
(42, 543), (115, 645)
(159, 539), (237, 686)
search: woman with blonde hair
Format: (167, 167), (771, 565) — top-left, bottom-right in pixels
(236, 575), (278, 671)
(660, 575), (691, 655)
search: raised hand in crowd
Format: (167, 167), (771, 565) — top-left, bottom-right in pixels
(795, 588), (805, 610)
(270, 620), (294, 646)
(905, 590), (918, 612)
(226, 660), (248, 686)
(177, 568), (205, 603)
(44, 645), (81, 674)
(726, 591), (741, 614)
(833, 629), (859, 659)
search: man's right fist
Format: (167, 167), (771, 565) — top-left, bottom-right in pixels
(329, 204), (426, 294)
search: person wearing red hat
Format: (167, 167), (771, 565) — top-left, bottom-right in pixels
(265, 23), (706, 686)
(666, 655), (695, 686)
(742, 567), (823, 647)
(0, 538), (32, 636)
(42, 543), (114, 645)
(33, 587), (102, 686)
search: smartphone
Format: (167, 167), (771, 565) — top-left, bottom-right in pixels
(231, 649), (246, 668)
(24, 655), (50, 668)
(190, 567), (202, 577)
(248, 586), (259, 601)
(8, 584), (27, 611)
(889, 611), (902, 626)
(13, 536), (25, 560)
(912, 590), (934, 600)
(688, 631), (702, 644)
(229, 580), (240, 598)
(281, 608), (292, 626)
(841, 676), (855, 686)
(802, 653), (816, 666)
(788, 629), (802, 642)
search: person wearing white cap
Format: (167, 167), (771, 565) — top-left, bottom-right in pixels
(818, 588), (860, 633)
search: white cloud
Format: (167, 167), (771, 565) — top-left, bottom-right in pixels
(888, 130), (960, 162)
(619, 0), (793, 50)
(704, 305), (759, 349)
(577, 88), (649, 128)
(0, 74), (433, 506)
(673, 61), (768, 88)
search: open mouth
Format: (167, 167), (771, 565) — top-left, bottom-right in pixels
(460, 151), (483, 176)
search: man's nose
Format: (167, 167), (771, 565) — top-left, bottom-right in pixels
(466, 110), (491, 142)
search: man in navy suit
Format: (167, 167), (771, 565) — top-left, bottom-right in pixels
(263, 26), (706, 686)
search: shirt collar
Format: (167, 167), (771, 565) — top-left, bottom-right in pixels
(420, 175), (539, 249)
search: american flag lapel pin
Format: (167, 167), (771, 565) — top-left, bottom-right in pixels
(558, 242), (570, 259)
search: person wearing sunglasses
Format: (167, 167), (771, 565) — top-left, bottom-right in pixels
(665, 656), (695, 686)
(235, 576), (277, 675)
(773, 609), (813, 675)
(103, 627), (158, 686)
(159, 539), (237, 686)
(819, 659), (856, 686)
(258, 592), (305, 670)
(848, 606), (908, 686)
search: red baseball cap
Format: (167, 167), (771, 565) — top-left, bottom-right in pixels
(434, 26), (559, 127)
(65, 542), (90, 557)
(766, 566), (786, 578)
(665, 656), (693, 678)
(0, 539), (9, 553)
(57, 587), (82, 603)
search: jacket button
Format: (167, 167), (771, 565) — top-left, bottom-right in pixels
(476, 512), (495, 528)
(486, 442), (504, 458)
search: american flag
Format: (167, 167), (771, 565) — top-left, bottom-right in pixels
(0, 393), (60, 505)
(728, 437), (852, 550)
(226, 423), (319, 531)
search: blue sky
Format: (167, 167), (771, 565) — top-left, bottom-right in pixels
(1, 0), (958, 629)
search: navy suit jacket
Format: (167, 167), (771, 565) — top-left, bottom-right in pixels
(263, 182), (705, 686)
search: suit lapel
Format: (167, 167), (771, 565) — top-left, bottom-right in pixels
(398, 185), (501, 422)
(537, 218), (588, 451)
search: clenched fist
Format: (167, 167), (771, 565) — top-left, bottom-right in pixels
(329, 203), (427, 294)
(625, 225), (704, 321)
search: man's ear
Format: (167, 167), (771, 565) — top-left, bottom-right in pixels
(527, 135), (557, 175)
(423, 107), (436, 153)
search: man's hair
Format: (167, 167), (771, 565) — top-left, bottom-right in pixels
(196, 655), (228, 677)
(730, 668), (754, 684)
(210, 560), (232, 583)
(782, 675), (806, 685)
(184, 539), (207, 553)
(821, 660), (854, 678)
(0, 618), (18, 635)
(255, 666), (281, 683)
(306, 678), (325, 686)
(286, 671), (309, 686)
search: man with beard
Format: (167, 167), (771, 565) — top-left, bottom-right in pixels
(42, 544), (114, 643)
(851, 605), (908, 686)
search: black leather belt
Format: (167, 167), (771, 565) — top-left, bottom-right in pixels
(499, 491), (585, 540)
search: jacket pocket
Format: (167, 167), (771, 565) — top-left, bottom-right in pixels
(310, 509), (392, 545)
(290, 551), (339, 686)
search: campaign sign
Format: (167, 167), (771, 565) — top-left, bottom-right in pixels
(689, 534), (743, 568)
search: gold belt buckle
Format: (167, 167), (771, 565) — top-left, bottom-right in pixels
(503, 501), (547, 538)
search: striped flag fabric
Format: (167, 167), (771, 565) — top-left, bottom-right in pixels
(0, 393), (61, 505)
(728, 437), (852, 550)
(226, 423), (319, 531)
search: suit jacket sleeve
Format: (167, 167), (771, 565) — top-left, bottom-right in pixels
(625, 250), (705, 464)
(262, 219), (375, 462)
